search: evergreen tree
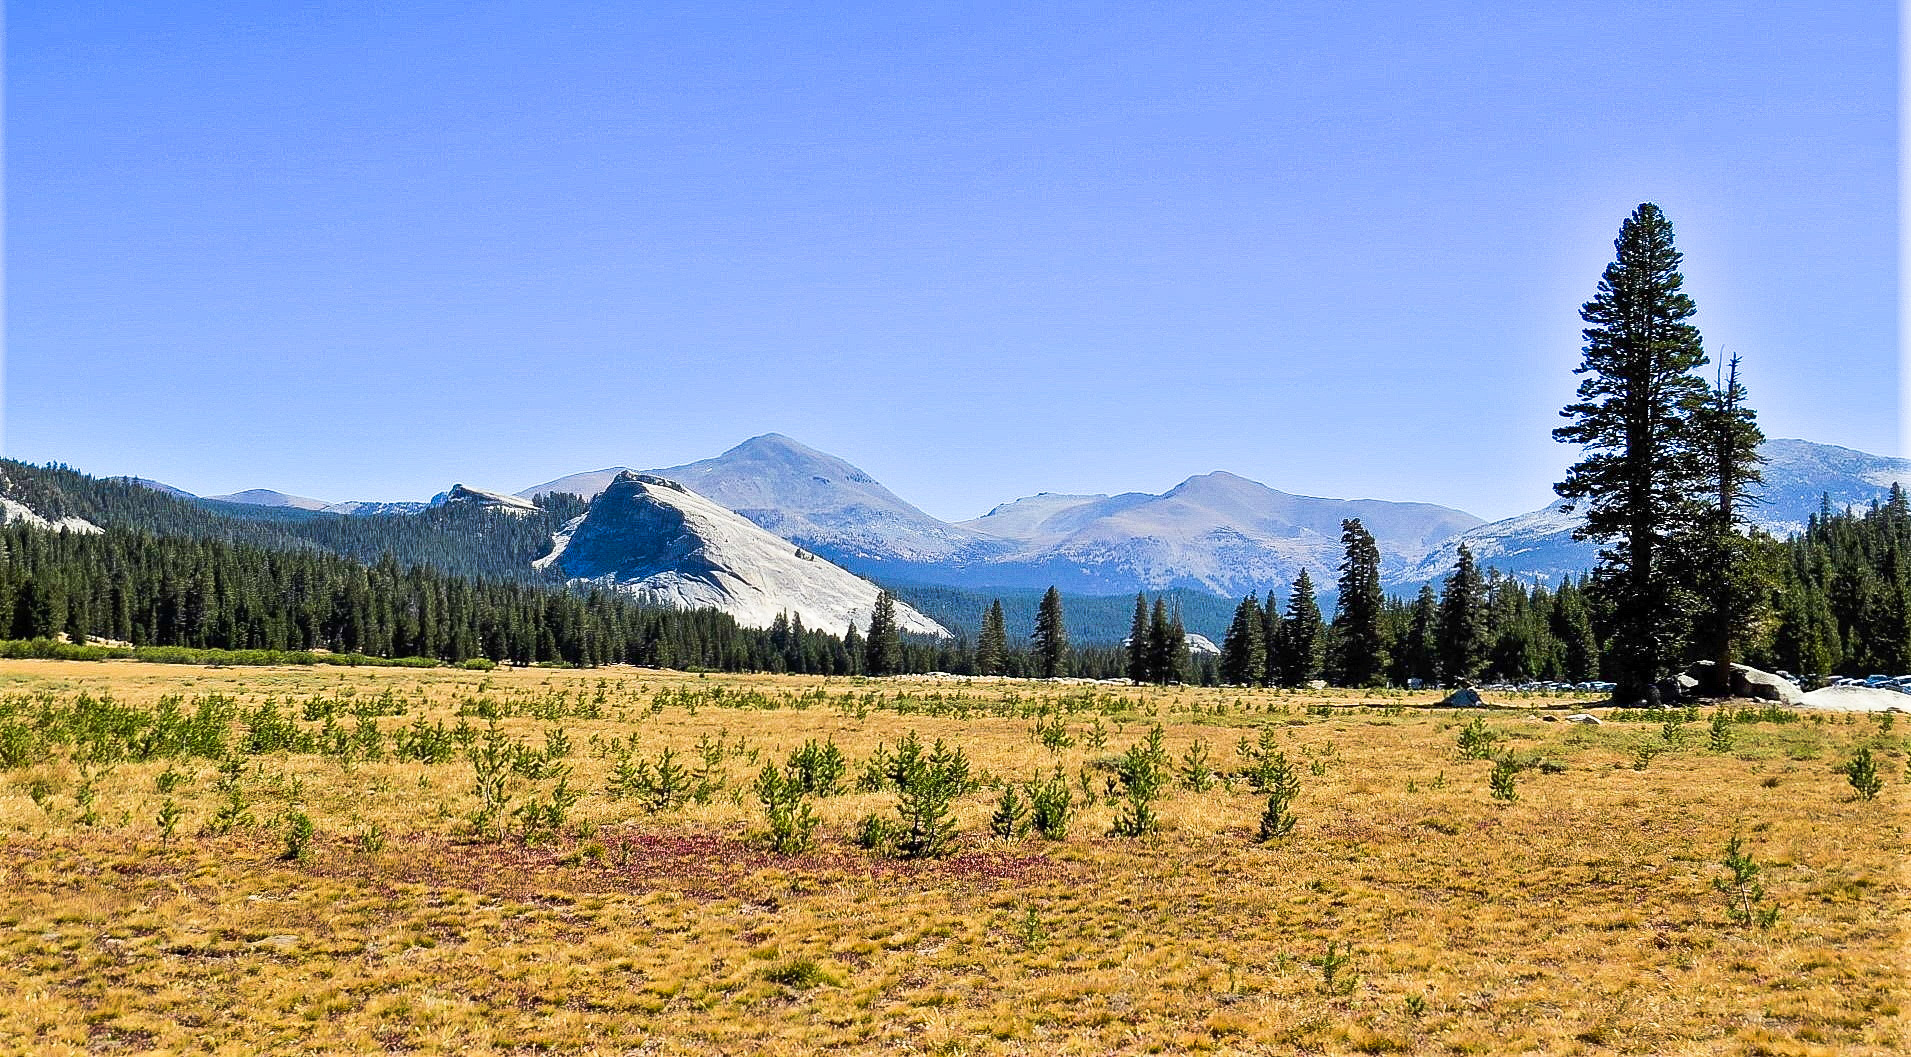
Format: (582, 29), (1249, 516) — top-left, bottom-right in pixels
(1032, 586), (1068, 678)
(1437, 544), (1490, 684)
(1220, 594), (1267, 686)
(975, 599), (1008, 676)
(1402, 585), (1439, 684)
(1260, 590), (1282, 687)
(863, 591), (901, 676)
(1331, 519), (1387, 686)
(1688, 353), (1770, 694)
(1554, 202), (1713, 704)
(1144, 598), (1171, 684)
(1126, 592), (1150, 684)
(843, 621), (864, 675)
(1145, 599), (1187, 684)
(1548, 580), (1600, 683)
(1278, 570), (1323, 687)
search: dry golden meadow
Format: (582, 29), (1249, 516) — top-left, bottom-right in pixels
(0, 658), (1903, 1056)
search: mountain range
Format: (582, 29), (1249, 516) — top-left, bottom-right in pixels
(515, 434), (1486, 597)
(124, 433), (1911, 608)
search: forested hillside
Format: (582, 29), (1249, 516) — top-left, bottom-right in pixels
(2, 460), (583, 582)
(1766, 488), (1911, 677)
(890, 583), (1236, 644)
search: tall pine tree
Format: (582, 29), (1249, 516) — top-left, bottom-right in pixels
(1688, 353), (1770, 694)
(1220, 594), (1266, 686)
(975, 599), (1008, 676)
(1437, 544), (1490, 684)
(1126, 592), (1150, 684)
(1331, 519), (1387, 686)
(1402, 584), (1439, 685)
(1032, 586), (1068, 678)
(1278, 570), (1323, 687)
(1555, 202), (1712, 704)
(863, 591), (901, 675)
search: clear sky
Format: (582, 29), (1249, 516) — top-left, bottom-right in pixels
(4, 1), (1898, 522)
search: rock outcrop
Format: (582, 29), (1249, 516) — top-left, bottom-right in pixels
(538, 472), (949, 637)
(1683, 661), (1805, 706)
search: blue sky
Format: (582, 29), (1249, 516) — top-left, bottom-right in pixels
(4, 1), (1898, 521)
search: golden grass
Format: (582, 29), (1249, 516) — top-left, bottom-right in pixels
(0, 659), (1903, 1055)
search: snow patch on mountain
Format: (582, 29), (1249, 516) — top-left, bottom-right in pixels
(540, 472), (949, 636)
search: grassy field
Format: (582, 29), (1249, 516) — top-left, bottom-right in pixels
(0, 659), (1903, 1055)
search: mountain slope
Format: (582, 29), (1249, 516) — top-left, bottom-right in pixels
(522, 437), (1481, 596)
(519, 467), (636, 503)
(206, 488), (331, 511)
(646, 435), (1002, 566)
(960, 471), (1483, 595)
(538, 472), (949, 636)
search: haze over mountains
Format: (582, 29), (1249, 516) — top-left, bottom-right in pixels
(130, 433), (1911, 605)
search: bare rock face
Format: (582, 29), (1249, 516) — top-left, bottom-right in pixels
(1684, 661), (1805, 707)
(538, 472), (948, 637)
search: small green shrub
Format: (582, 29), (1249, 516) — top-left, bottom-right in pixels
(762, 958), (834, 988)
(1489, 760), (1519, 803)
(156, 798), (184, 843)
(1714, 833), (1779, 928)
(1456, 717), (1499, 760)
(990, 784), (1030, 841)
(1028, 768), (1074, 841)
(1844, 746), (1884, 800)
(1178, 738), (1216, 792)
(853, 812), (891, 851)
(756, 764), (818, 855)
(281, 811), (315, 861)
(1256, 753), (1300, 842)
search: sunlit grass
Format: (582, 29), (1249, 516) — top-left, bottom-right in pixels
(0, 659), (1903, 1055)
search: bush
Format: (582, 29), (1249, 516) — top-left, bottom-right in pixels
(785, 739), (846, 796)
(990, 784), (1030, 841)
(1457, 717), (1500, 760)
(1109, 727), (1169, 838)
(1708, 711), (1735, 753)
(1844, 747), (1884, 800)
(1256, 752), (1300, 842)
(1178, 739), (1216, 792)
(1714, 833), (1779, 928)
(853, 812), (892, 851)
(1489, 759), (1518, 803)
(756, 764), (818, 855)
(156, 798), (184, 843)
(1028, 768), (1074, 841)
(885, 732), (970, 859)
(281, 811), (315, 861)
